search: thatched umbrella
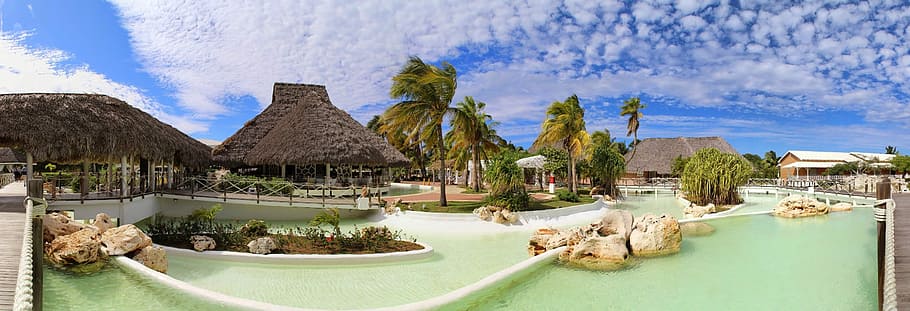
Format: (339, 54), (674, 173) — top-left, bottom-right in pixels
(624, 136), (738, 176)
(218, 83), (409, 167)
(0, 93), (211, 168)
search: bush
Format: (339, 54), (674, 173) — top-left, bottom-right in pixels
(556, 189), (580, 202)
(188, 204), (223, 222)
(484, 151), (529, 211)
(680, 148), (751, 206)
(240, 219), (269, 237)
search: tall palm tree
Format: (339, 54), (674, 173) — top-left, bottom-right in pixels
(447, 96), (503, 192)
(385, 56), (457, 206)
(620, 97), (645, 163)
(532, 95), (590, 193)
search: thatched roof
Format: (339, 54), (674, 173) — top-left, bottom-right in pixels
(624, 136), (738, 174)
(0, 147), (26, 164)
(517, 155), (546, 169)
(216, 83), (409, 167)
(0, 93), (212, 167)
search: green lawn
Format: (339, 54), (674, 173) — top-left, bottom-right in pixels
(400, 195), (596, 213)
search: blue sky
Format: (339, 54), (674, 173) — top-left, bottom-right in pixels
(1, 0), (908, 156)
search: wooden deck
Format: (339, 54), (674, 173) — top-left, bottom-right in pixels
(893, 193), (910, 306)
(0, 195), (25, 309)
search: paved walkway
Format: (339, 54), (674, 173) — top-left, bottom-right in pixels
(0, 181), (26, 309)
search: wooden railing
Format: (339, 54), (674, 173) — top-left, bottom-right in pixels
(0, 173), (13, 189)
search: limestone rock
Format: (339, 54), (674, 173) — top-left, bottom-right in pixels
(43, 212), (87, 242)
(629, 213), (682, 257)
(384, 198), (402, 215)
(566, 235), (630, 271)
(683, 203), (715, 219)
(101, 224), (152, 256)
(829, 202), (853, 212)
(596, 209), (634, 240)
(497, 209), (519, 224)
(545, 230), (571, 250)
(46, 227), (104, 266)
(772, 195), (829, 218)
(528, 228), (559, 256)
(474, 206), (492, 221)
(190, 235), (216, 252)
(680, 222), (716, 237)
(247, 237), (277, 254)
(92, 213), (115, 233)
(132, 245), (167, 273)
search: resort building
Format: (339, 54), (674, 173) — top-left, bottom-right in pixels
(623, 136), (739, 177)
(212, 83), (409, 188)
(778, 150), (895, 179)
(0, 147), (26, 174)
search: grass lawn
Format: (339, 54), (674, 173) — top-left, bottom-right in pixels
(400, 195), (596, 213)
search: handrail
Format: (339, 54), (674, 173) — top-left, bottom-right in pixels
(0, 173), (13, 188)
(880, 199), (897, 311)
(12, 199), (35, 311)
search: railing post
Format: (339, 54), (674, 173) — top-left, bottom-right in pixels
(875, 180), (890, 311)
(31, 214), (43, 310)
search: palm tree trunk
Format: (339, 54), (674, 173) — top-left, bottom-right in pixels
(472, 144), (481, 192)
(627, 132), (639, 164)
(569, 155), (577, 193)
(437, 124), (448, 207)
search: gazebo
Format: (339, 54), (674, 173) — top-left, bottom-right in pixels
(517, 155), (547, 190)
(213, 83), (409, 189)
(0, 93), (212, 200)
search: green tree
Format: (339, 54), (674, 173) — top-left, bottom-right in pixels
(366, 115), (383, 134)
(620, 97), (645, 163)
(671, 156), (689, 177)
(540, 147), (569, 180)
(892, 155), (910, 178)
(447, 96), (503, 192)
(589, 140), (626, 197)
(680, 148), (752, 206)
(484, 151), (529, 211)
(886, 146), (899, 155)
(532, 95), (590, 193)
(385, 56), (458, 206)
(825, 162), (859, 176)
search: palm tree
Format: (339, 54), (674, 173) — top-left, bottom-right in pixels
(447, 96), (503, 192)
(385, 56), (458, 206)
(532, 95), (590, 193)
(886, 145), (899, 155)
(366, 115), (383, 135)
(620, 97), (645, 163)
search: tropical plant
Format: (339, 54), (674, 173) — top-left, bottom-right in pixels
(588, 141), (626, 197)
(743, 153), (779, 178)
(680, 148), (752, 206)
(540, 147), (569, 180)
(825, 162), (860, 176)
(532, 94), (590, 193)
(556, 189), (580, 202)
(385, 56), (458, 206)
(484, 151), (529, 210)
(446, 96), (503, 192)
(188, 204), (223, 222)
(240, 219), (269, 237)
(620, 97), (645, 163)
(310, 208), (342, 237)
(886, 146), (899, 155)
(671, 156), (689, 177)
(891, 155), (910, 178)
(366, 115), (383, 135)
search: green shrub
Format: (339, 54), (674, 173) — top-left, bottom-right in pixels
(309, 208), (341, 236)
(680, 148), (752, 206)
(188, 204), (223, 222)
(556, 189), (580, 202)
(484, 151), (529, 211)
(240, 219), (269, 237)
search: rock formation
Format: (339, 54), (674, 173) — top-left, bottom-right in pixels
(43, 212), (87, 242)
(680, 222), (715, 237)
(247, 237), (277, 254)
(92, 213), (115, 233)
(596, 209), (633, 240)
(528, 228), (559, 256)
(474, 205), (519, 225)
(683, 203), (715, 219)
(190, 235), (217, 252)
(829, 202), (853, 212)
(133, 245), (168, 273)
(772, 195), (829, 218)
(566, 235), (630, 270)
(101, 224), (152, 256)
(46, 227), (105, 266)
(629, 213), (681, 257)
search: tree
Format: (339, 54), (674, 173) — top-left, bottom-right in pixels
(540, 147), (569, 180)
(825, 162), (860, 176)
(620, 97), (645, 163)
(532, 95), (590, 193)
(886, 146), (899, 155)
(680, 148), (752, 206)
(366, 115), (383, 135)
(671, 156), (689, 177)
(447, 96), (503, 192)
(385, 56), (458, 206)
(892, 155), (910, 178)
(589, 140), (626, 197)
(484, 151), (529, 211)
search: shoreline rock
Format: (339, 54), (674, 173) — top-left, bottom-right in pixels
(772, 195), (829, 218)
(629, 213), (681, 257)
(101, 224), (153, 256)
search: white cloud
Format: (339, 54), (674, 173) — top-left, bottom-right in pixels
(0, 32), (207, 133)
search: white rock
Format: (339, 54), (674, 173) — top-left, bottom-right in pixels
(132, 245), (167, 273)
(247, 237), (277, 254)
(190, 235), (216, 252)
(101, 224), (152, 256)
(629, 213), (682, 257)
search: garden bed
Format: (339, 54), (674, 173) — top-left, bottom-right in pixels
(153, 234), (423, 255)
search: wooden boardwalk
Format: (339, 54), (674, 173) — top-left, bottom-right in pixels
(0, 184), (25, 310)
(893, 193), (910, 306)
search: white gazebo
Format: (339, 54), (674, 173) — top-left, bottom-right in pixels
(517, 155), (548, 191)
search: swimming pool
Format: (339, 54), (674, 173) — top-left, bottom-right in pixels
(43, 193), (876, 310)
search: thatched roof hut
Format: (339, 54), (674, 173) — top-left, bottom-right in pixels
(625, 136), (738, 175)
(0, 93), (211, 167)
(214, 83), (409, 167)
(0, 147), (26, 164)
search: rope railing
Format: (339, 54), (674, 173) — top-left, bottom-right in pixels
(12, 198), (35, 311)
(879, 198), (898, 311)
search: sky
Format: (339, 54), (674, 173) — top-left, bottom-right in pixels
(0, 0), (908, 156)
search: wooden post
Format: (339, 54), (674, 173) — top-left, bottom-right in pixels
(281, 164), (286, 179)
(26, 152), (34, 182)
(31, 215), (43, 310)
(875, 177), (890, 311)
(120, 156), (128, 199)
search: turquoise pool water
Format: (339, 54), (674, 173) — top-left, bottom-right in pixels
(43, 193), (876, 310)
